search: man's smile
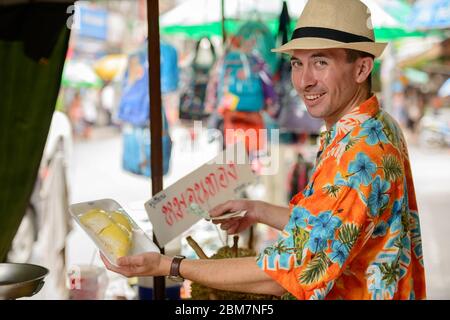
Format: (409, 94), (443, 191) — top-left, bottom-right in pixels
(304, 92), (326, 101)
(303, 92), (327, 107)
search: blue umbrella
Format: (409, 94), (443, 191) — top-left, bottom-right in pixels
(438, 78), (450, 98)
(408, 0), (450, 30)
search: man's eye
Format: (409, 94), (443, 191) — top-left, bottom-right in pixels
(315, 60), (328, 67)
(291, 60), (302, 68)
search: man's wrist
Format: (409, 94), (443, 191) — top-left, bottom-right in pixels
(160, 255), (174, 276)
(256, 201), (290, 230)
(255, 200), (270, 224)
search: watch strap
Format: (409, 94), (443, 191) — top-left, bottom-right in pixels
(169, 255), (185, 280)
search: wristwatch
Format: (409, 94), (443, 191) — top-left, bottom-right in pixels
(168, 255), (186, 282)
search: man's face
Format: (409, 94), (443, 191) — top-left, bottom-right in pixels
(291, 48), (360, 127)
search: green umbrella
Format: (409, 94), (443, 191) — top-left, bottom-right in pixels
(61, 60), (103, 89)
(160, 0), (426, 41)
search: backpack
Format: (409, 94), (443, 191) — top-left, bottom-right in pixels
(179, 37), (216, 120)
(222, 109), (266, 154)
(117, 59), (150, 127)
(236, 21), (278, 76)
(218, 50), (265, 113)
(118, 42), (179, 126)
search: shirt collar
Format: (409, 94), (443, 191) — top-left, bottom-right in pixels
(318, 95), (380, 151)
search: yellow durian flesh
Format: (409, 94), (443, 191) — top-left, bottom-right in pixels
(79, 209), (112, 234)
(99, 223), (131, 259)
(109, 211), (132, 235)
(79, 208), (133, 259)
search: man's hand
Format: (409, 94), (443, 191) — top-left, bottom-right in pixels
(209, 200), (263, 234)
(209, 200), (291, 233)
(100, 252), (171, 278)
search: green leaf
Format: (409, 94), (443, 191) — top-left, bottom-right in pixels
(345, 137), (359, 151)
(400, 202), (410, 236)
(262, 246), (274, 256)
(338, 224), (360, 251)
(281, 292), (297, 300)
(322, 184), (341, 198)
(324, 131), (332, 146)
(293, 227), (309, 264)
(380, 114), (400, 147)
(382, 121), (394, 144)
(380, 262), (400, 287)
(382, 155), (403, 182)
(273, 240), (289, 255)
(299, 251), (330, 285)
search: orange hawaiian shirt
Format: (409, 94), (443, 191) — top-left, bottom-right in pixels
(257, 96), (426, 300)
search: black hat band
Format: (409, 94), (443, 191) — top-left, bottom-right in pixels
(291, 27), (374, 43)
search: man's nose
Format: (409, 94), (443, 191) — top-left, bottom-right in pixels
(299, 66), (317, 91)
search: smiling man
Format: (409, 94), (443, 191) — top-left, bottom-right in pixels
(101, 0), (426, 300)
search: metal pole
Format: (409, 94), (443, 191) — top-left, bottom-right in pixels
(221, 0), (226, 44)
(147, 0), (165, 300)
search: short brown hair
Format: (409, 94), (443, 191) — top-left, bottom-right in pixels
(345, 49), (374, 92)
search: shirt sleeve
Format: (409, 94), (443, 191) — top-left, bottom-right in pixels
(257, 144), (396, 299)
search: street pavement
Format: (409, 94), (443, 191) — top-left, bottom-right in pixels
(408, 143), (450, 299)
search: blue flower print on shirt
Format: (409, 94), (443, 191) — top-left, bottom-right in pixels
(328, 240), (350, 267)
(360, 118), (389, 146)
(368, 176), (391, 217)
(348, 152), (377, 186)
(310, 282), (335, 300)
(392, 199), (403, 216)
(335, 171), (360, 190)
(308, 235), (328, 253)
(292, 207), (311, 229)
(372, 221), (389, 238)
(334, 172), (347, 186)
(309, 210), (342, 239)
(387, 199), (403, 231)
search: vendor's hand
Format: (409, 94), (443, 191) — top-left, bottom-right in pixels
(100, 252), (170, 278)
(209, 200), (264, 234)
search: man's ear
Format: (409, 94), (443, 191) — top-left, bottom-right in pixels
(355, 57), (374, 84)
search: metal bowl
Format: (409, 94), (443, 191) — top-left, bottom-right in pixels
(0, 263), (49, 300)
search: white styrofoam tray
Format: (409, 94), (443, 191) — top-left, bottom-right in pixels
(69, 198), (160, 265)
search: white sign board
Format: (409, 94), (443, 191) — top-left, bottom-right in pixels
(144, 143), (255, 247)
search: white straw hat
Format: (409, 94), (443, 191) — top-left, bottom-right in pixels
(273, 0), (387, 58)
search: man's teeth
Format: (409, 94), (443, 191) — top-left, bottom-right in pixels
(305, 93), (325, 100)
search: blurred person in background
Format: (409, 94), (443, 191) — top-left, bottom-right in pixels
(68, 91), (85, 139)
(81, 89), (98, 138)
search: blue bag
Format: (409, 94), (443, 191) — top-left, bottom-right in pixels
(119, 46), (173, 177)
(160, 41), (179, 94)
(236, 21), (278, 76)
(118, 42), (179, 126)
(122, 113), (172, 177)
(117, 66), (150, 127)
(218, 51), (265, 112)
(179, 37), (216, 120)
